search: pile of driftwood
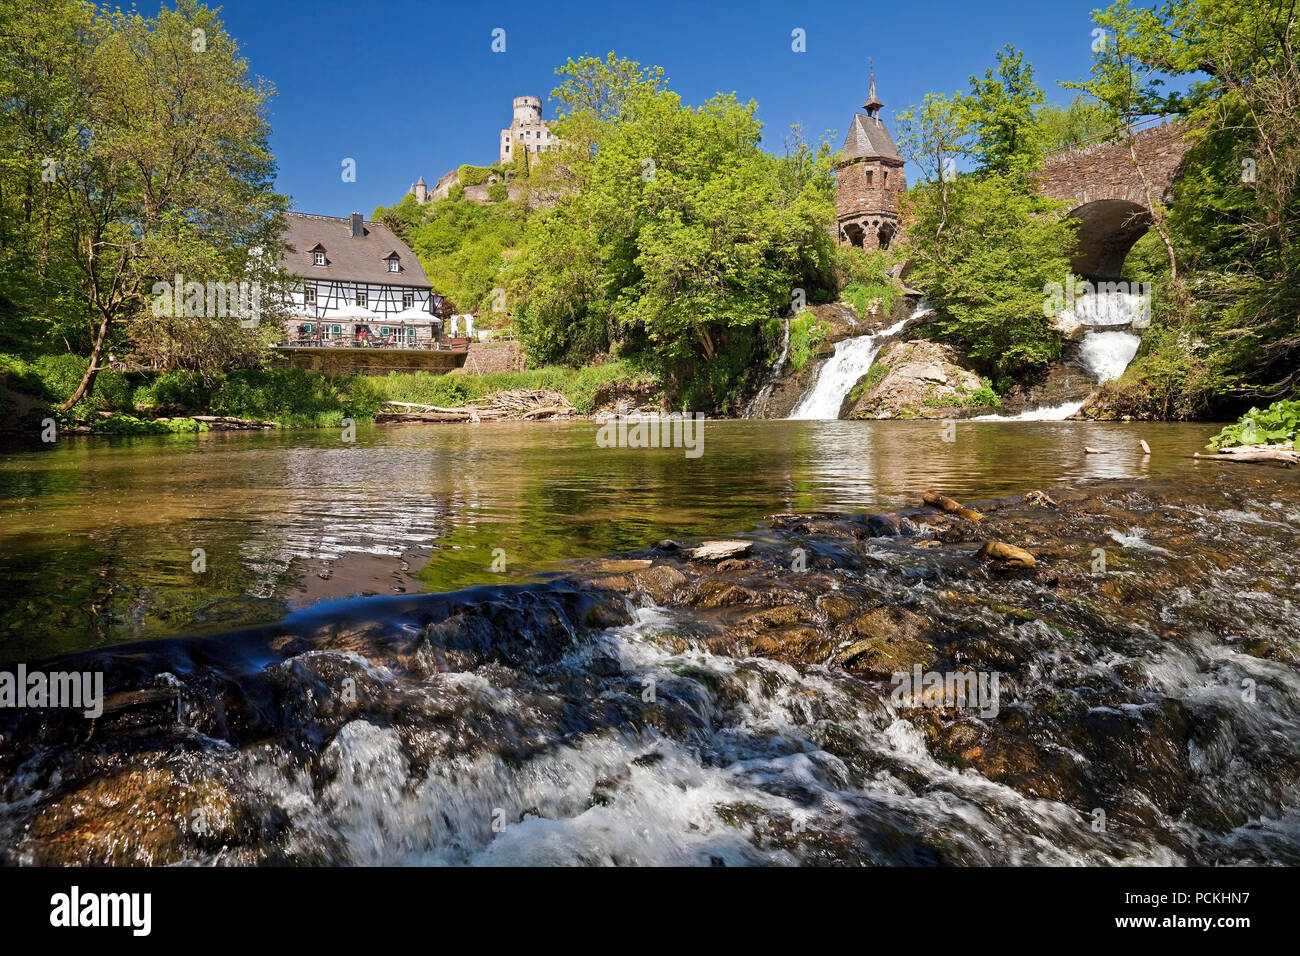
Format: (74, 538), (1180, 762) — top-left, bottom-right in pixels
(1194, 443), (1299, 467)
(375, 389), (579, 424)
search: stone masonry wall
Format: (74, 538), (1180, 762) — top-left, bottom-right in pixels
(1035, 122), (1190, 207)
(462, 340), (524, 375)
(836, 158), (906, 223)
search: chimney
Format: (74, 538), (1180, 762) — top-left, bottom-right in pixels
(349, 212), (364, 237)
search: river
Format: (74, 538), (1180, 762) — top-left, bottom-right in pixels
(2, 420), (1298, 866)
(1, 419), (1219, 657)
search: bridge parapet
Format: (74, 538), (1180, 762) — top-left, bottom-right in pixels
(1036, 121), (1189, 207)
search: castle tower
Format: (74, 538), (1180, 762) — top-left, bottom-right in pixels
(835, 64), (906, 250)
(512, 95), (542, 124)
(500, 95), (556, 165)
(414, 176), (427, 204)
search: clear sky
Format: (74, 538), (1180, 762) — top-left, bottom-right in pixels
(199, 0), (1114, 216)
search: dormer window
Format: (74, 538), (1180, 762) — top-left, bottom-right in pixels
(311, 247), (326, 266)
(387, 259), (400, 273)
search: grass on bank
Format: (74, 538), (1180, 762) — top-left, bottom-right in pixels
(0, 352), (657, 431)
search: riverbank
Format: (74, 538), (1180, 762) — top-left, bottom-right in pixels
(2, 471), (1297, 865)
(0, 354), (661, 435)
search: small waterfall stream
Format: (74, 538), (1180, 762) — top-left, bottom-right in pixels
(788, 302), (932, 420)
(975, 290), (1146, 422)
(745, 311), (793, 418)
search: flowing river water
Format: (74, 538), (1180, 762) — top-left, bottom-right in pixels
(1, 420), (1298, 865)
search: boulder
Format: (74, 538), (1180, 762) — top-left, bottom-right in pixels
(846, 340), (994, 420)
(1051, 313), (1087, 342)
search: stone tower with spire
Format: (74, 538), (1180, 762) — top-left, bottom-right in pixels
(835, 64), (906, 250)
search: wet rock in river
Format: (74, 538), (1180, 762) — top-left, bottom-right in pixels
(832, 606), (937, 676)
(687, 540), (753, 562)
(978, 540), (1037, 568)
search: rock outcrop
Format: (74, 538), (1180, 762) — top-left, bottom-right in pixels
(845, 340), (995, 419)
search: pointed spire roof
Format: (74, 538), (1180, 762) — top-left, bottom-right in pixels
(840, 62), (901, 165)
(416, 176), (427, 186)
(863, 60), (884, 114)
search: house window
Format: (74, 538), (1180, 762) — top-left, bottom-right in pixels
(387, 258), (400, 273)
(356, 291), (367, 308)
(883, 170), (889, 187)
(403, 292), (414, 309)
(304, 285), (316, 305)
(406, 327), (416, 343)
(312, 251), (326, 266)
(866, 170), (873, 185)
(330, 325), (342, 337)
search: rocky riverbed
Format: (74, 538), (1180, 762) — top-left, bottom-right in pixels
(2, 473), (1298, 865)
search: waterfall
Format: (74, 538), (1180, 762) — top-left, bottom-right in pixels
(787, 302), (932, 420)
(1078, 329), (1141, 382)
(745, 311), (792, 418)
(974, 290), (1146, 422)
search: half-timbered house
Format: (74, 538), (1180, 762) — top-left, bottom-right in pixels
(277, 212), (449, 349)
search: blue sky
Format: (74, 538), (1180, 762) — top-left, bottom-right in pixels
(200, 0), (1115, 216)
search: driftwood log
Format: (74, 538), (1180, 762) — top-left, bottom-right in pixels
(922, 491), (985, 522)
(375, 411), (479, 424)
(1194, 444), (1299, 467)
(978, 541), (1037, 568)
(377, 389), (577, 423)
(522, 405), (580, 420)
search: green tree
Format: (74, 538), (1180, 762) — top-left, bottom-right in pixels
(0, 0), (286, 407)
(960, 45), (1047, 175)
(1038, 95), (1119, 152)
(507, 56), (837, 409)
(897, 52), (1076, 378)
(905, 172), (1075, 376)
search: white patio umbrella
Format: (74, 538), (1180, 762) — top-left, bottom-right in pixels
(327, 304), (380, 321)
(389, 306), (434, 323)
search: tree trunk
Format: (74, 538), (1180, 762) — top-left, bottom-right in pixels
(1128, 136), (1178, 286)
(60, 313), (111, 411)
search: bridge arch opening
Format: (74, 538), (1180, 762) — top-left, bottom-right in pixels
(1067, 199), (1153, 281)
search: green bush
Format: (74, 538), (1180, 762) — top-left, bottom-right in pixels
(89, 369), (132, 412)
(841, 280), (895, 320)
(458, 164), (502, 187)
(0, 353), (45, 395)
(364, 360), (655, 415)
(30, 354), (88, 402)
(211, 367), (367, 426)
(487, 181), (509, 203)
(91, 414), (207, 435)
(1209, 399), (1300, 449)
(968, 381), (1000, 406)
(788, 311), (829, 372)
(133, 370), (213, 411)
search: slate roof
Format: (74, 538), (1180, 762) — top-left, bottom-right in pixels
(280, 213), (432, 288)
(840, 113), (902, 165)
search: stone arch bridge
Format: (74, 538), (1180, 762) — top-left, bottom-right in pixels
(1034, 121), (1191, 280)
